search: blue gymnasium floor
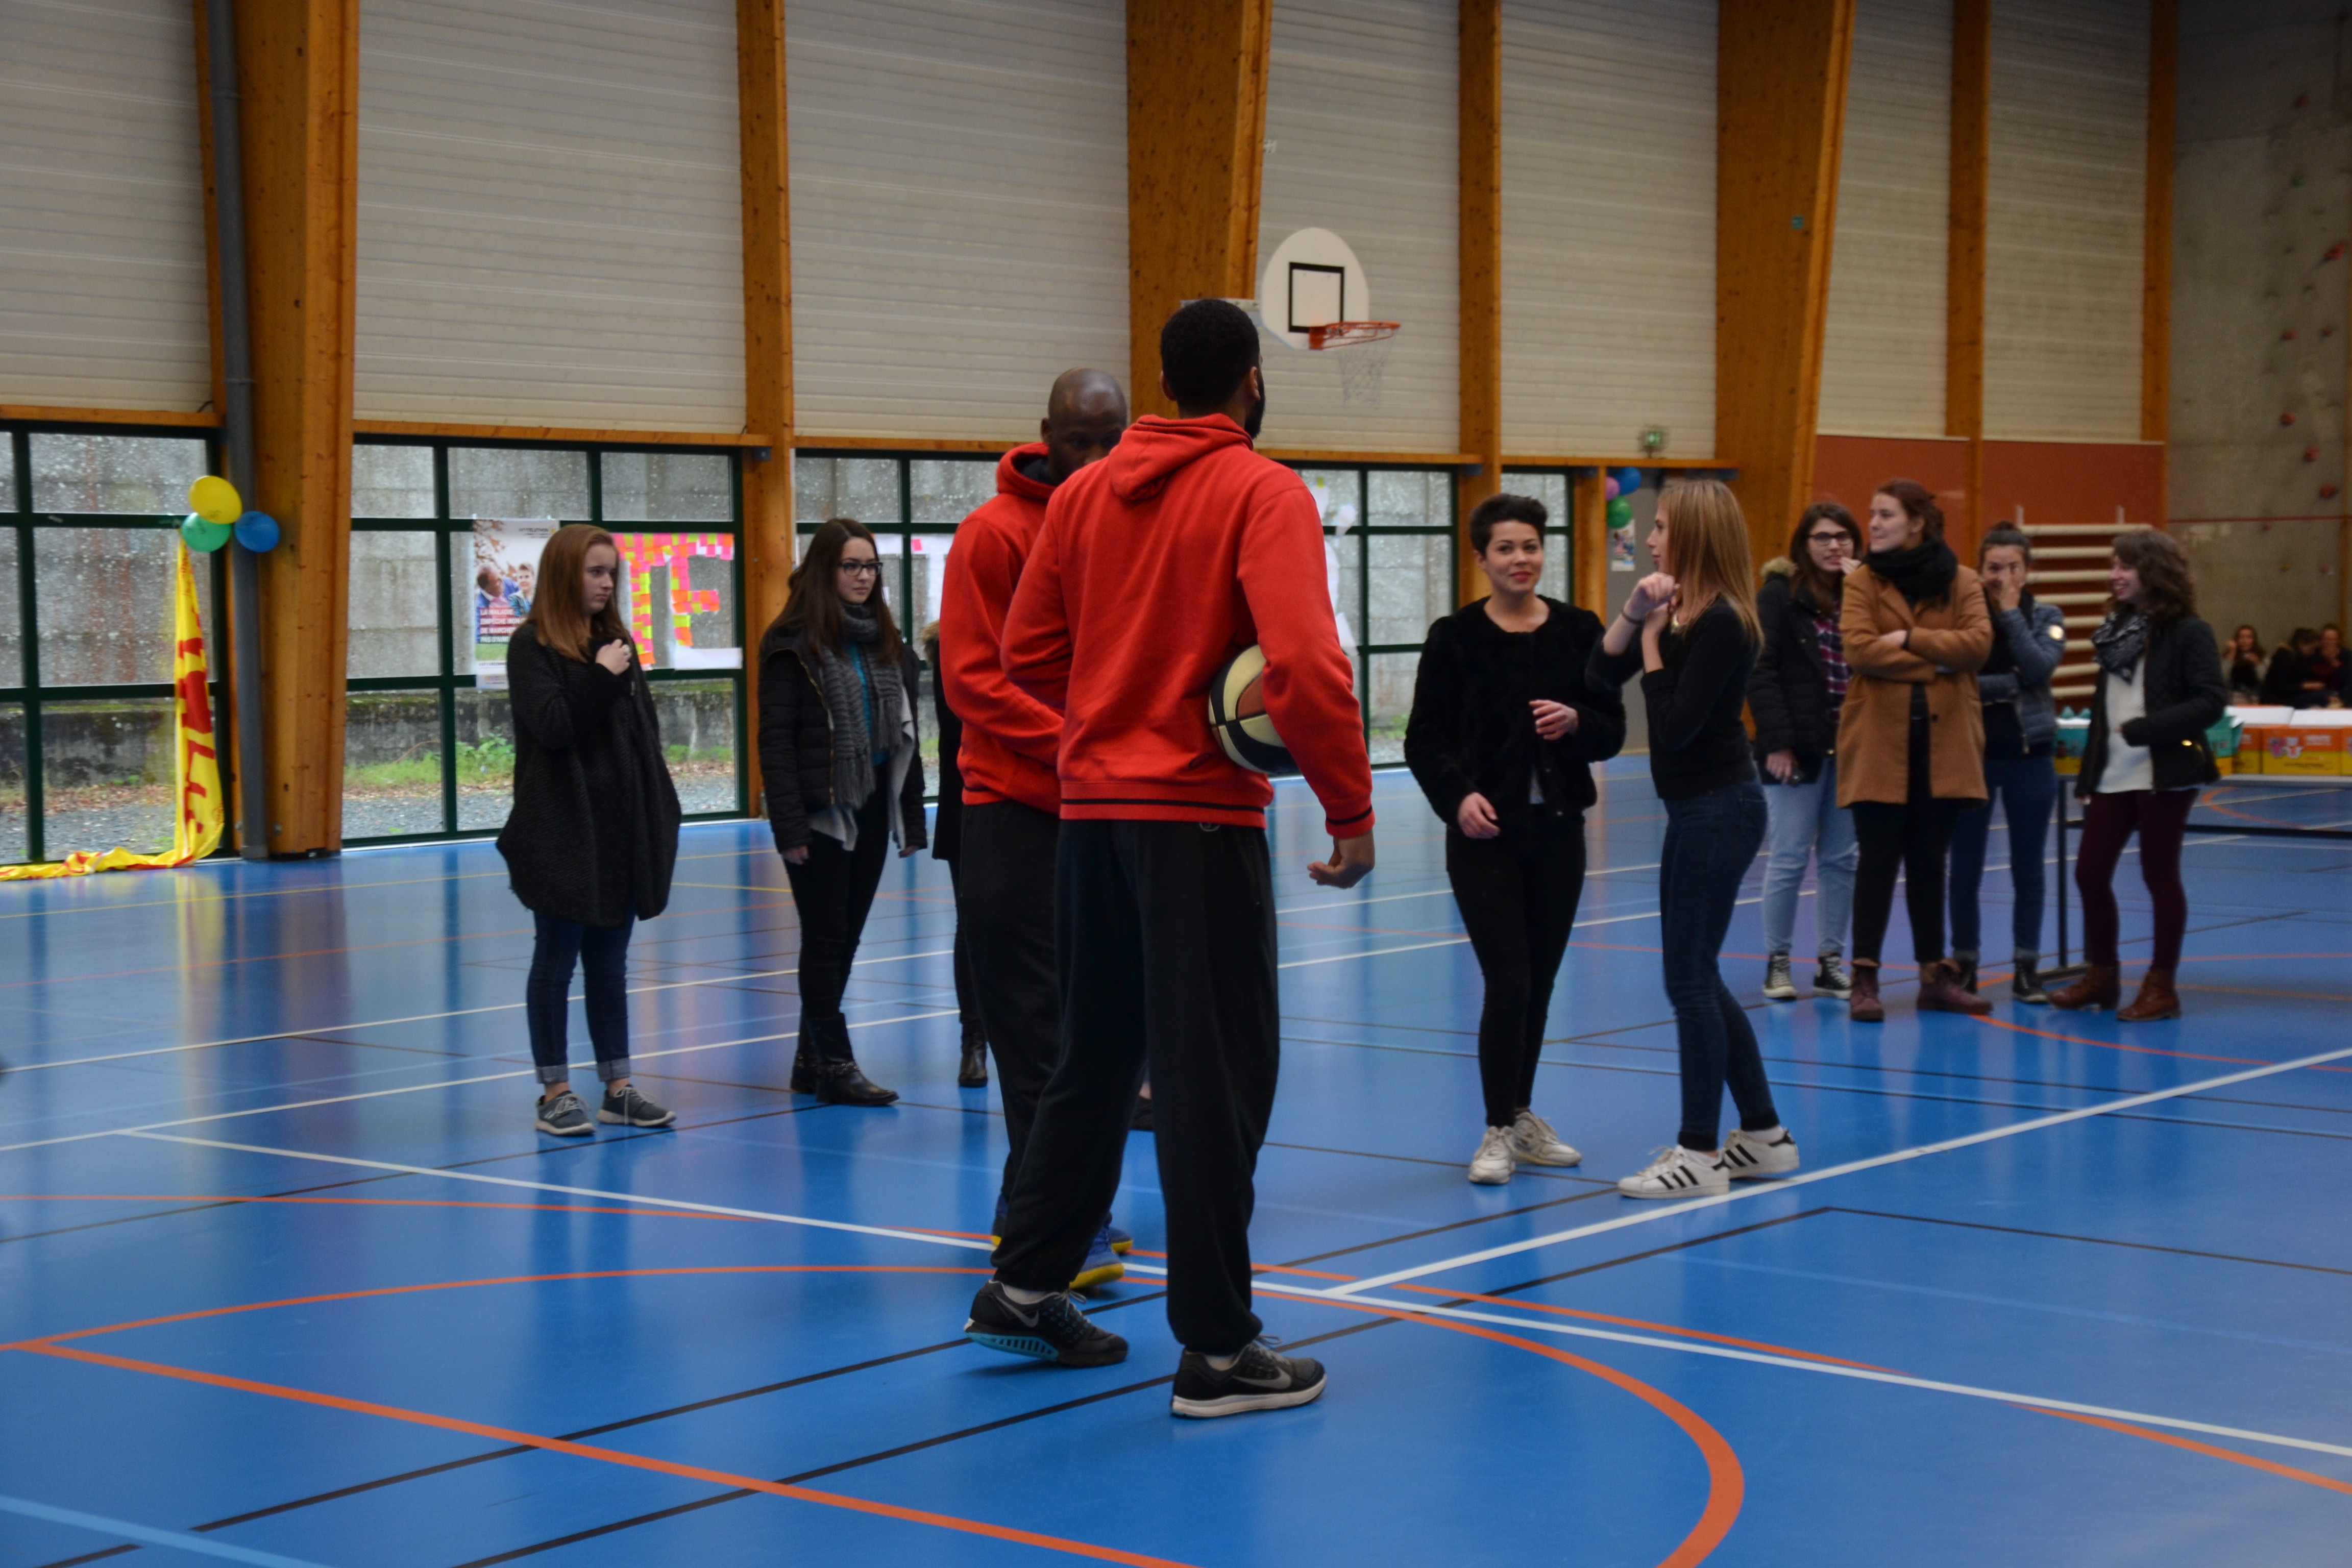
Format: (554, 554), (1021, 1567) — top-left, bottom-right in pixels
(3, 762), (2349, 1568)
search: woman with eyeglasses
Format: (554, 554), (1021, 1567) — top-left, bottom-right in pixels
(757, 518), (928, 1106)
(1748, 503), (1861, 1003)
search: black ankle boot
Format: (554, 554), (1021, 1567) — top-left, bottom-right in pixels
(790, 1048), (816, 1094)
(813, 1057), (898, 1106)
(957, 1030), (989, 1088)
(2011, 957), (2050, 1005)
(1952, 953), (1979, 994)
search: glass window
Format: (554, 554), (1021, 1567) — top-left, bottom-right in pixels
(0, 529), (19, 687)
(909, 532), (954, 638)
(343, 690), (445, 840)
(352, 445), (436, 519)
(613, 532), (740, 671)
(796, 455), (900, 529)
(28, 434), (208, 515)
(1365, 651), (1419, 766)
(35, 527), (212, 685)
(1368, 533), (1451, 646)
(909, 458), (994, 528)
(1368, 470), (1448, 528)
(602, 452), (731, 523)
(0, 704), (24, 865)
(450, 448), (589, 520)
(0, 438), (17, 507)
(40, 696), (177, 855)
(348, 531), (442, 678)
(454, 688), (513, 831)
(1300, 469), (1362, 528)
(651, 678), (740, 815)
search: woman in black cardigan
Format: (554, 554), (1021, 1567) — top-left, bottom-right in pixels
(1406, 493), (1625, 1186)
(499, 524), (683, 1138)
(758, 519), (927, 1106)
(2049, 530), (2226, 1021)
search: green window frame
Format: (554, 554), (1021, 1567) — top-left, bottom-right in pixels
(1, 422), (235, 868)
(346, 436), (750, 847)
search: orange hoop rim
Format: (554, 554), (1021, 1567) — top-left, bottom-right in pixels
(1307, 320), (1401, 350)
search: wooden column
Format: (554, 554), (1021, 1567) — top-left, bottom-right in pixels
(230, 0), (358, 855)
(738, 0), (792, 812)
(1947, 0), (1991, 551)
(2142, 0), (2175, 522)
(1126, 0), (1272, 418)
(1572, 468), (1607, 616)
(1458, 0), (1502, 606)
(1715, 0), (1856, 564)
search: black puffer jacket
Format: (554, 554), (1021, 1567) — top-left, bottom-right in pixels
(497, 622), (682, 927)
(1404, 597), (1626, 830)
(1747, 562), (1841, 778)
(2077, 614), (2227, 796)
(756, 630), (928, 854)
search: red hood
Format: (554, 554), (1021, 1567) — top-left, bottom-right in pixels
(995, 442), (1055, 504)
(1103, 414), (1252, 504)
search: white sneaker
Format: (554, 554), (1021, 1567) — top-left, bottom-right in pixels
(1616, 1145), (1730, 1199)
(1468, 1125), (1516, 1185)
(1508, 1109), (1582, 1167)
(1719, 1126), (1800, 1179)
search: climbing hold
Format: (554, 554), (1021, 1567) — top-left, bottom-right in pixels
(2306, 446), (2321, 462)
(2326, 326), (2339, 338)
(2326, 242), (2347, 262)
(2282, 411), (2298, 426)
(2323, 484), (2340, 500)
(2297, 93), (2311, 108)
(2284, 328), (2299, 340)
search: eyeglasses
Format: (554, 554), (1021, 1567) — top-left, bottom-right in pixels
(837, 559), (882, 577)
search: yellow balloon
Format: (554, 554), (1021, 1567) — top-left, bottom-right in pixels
(189, 474), (242, 526)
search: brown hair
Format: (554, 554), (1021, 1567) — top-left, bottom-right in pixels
(765, 517), (903, 662)
(520, 524), (628, 663)
(1659, 478), (1761, 646)
(1873, 478), (1946, 546)
(2111, 528), (2195, 623)
(2231, 624), (2264, 659)
(1786, 502), (1858, 609)
(1978, 525), (2033, 567)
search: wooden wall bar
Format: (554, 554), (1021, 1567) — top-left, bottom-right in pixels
(1716, 0), (1856, 561)
(1947, 0), (1990, 550)
(1458, 0), (1503, 605)
(1125, 0), (1272, 419)
(232, 0), (359, 856)
(737, 0), (792, 812)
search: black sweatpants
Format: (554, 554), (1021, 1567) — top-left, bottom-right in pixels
(1446, 820), (1585, 1128)
(781, 789), (891, 1059)
(958, 799), (1064, 1208)
(994, 819), (1278, 1356)
(1850, 713), (1963, 966)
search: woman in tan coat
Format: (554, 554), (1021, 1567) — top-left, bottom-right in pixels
(1835, 479), (1993, 1021)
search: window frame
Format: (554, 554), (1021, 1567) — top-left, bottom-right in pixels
(345, 434), (750, 848)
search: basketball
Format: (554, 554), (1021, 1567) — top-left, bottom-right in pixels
(1207, 644), (1294, 774)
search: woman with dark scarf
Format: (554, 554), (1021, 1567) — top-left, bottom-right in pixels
(2048, 531), (2225, 1021)
(1834, 480), (1993, 1021)
(757, 518), (928, 1105)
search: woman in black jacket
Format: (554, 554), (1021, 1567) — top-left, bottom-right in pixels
(2049, 530), (2226, 1021)
(758, 518), (927, 1106)
(922, 623), (989, 1089)
(499, 524), (683, 1138)
(1748, 503), (1861, 1003)
(1407, 494), (1626, 1186)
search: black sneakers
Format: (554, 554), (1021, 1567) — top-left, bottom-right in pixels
(1169, 1338), (1326, 1418)
(964, 1282), (1129, 1367)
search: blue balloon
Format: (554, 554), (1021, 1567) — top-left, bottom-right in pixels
(234, 510), (280, 552)
(1613, 467), (1646, 496)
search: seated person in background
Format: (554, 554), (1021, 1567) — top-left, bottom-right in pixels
(2226, 624), (2266, 704)
(2312, 625), (2347, 701)
(2261, 627), (2330, 709)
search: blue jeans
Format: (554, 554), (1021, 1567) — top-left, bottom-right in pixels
(1948, 745), (2057, 960)
(1760, 757), (1858, 960)
(526, 909), (636, 1085)
(1659, 780), (1778, 1150)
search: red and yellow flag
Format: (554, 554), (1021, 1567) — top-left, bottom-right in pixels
(1, 541), (225, 879)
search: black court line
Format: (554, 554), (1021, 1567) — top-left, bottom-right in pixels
(1823, 1207), (2352, 1277)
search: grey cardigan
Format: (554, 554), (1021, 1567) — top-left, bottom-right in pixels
(1974, 598), (2066, 749)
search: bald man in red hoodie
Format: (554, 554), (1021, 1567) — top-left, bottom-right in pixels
(940, 366), (1128, 1286)
(962, 300), (1375, 1419)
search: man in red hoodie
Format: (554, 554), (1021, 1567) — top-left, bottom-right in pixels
(962, 299), (1376, 1418)
(939, 367), (1128, 1285)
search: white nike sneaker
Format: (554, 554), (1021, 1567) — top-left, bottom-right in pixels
(1468, 1125), (1516, 1185)
(1508, 1109), (1582, 1167)
(1616, 1145), (1730, 1199)
(1719, 1126), (1800, 1179)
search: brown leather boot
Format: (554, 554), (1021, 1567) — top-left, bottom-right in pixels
(1848, 964), (1885, 1023)
(1917, 959), (1994, 1016)
(2116, 965), (2181, 1022)
(2047, 963), (2121, 1011)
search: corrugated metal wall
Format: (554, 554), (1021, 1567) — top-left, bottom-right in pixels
(1499, 0), (1717, 458)
(0, 0), (210, 411)
(786, 0), (1128, 442)
(1984, 0), (2149, 443)
(353, 0), (747, 432)
(1255, 0), (1458, 453)
(1819, 0), (1953, 438)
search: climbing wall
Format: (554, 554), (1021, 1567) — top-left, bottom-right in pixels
(2168, 0), (2351, 639)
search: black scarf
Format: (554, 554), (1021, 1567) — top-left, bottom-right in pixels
(1864, 540), (1957, 606)
(2092, 607), (2150, 678)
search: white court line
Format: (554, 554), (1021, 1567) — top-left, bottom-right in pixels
(1327, 1041), (2352, 1297)
(125, 1132), (994, 1253)
(7, 947), (957, 1074)
(1278, 905), (1675, 968)
(0, 1009), (959, 1155)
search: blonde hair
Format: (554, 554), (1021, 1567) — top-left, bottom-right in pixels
(1658, 479), (1761, 646)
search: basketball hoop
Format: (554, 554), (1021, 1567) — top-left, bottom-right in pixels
(1307, 321), (1400, 406)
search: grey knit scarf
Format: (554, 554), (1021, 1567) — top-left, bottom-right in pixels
(812, 604), (903, 811)
(2092, 607), (2150, 678)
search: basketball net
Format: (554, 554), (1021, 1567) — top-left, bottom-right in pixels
(1308, 321), (1400, 407)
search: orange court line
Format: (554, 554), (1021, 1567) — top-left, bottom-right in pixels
(1970, 1013), (2352, 1074)
(2023, 1406), (2352, 1497)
